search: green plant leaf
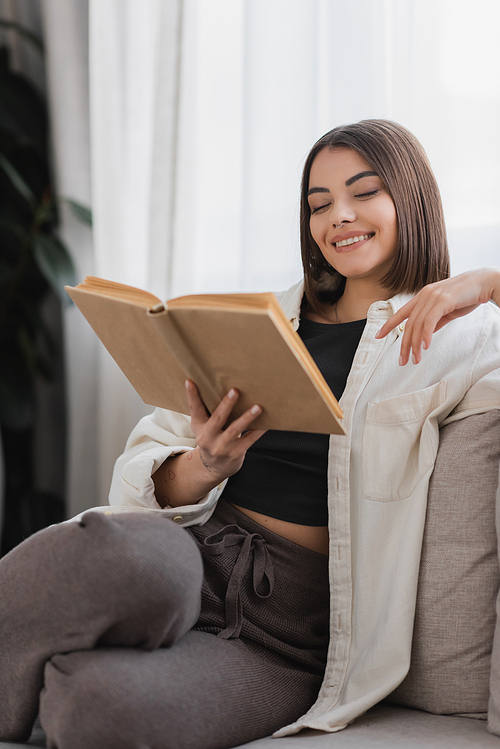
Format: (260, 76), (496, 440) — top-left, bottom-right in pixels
(32, 234), (76, 305)
(63, 198), (93, 227)
(0, 151), (37, 211)
(0, 21), (44, 54)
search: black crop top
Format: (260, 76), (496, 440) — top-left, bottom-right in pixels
(221, 316), (366, 526)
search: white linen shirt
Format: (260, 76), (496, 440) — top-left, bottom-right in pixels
(105, 279), (500, 737)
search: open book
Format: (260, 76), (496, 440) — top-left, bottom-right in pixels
(66, 277), (345, 435)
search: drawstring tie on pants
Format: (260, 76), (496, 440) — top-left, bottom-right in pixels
(202, 524), (274, 639)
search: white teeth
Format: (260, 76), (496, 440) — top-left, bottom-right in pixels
(334, 234), (371, 248)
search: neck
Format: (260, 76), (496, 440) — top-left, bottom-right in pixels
(304, 279), (393, 325)
(335, 280), (391, 322)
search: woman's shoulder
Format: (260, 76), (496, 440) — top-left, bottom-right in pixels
(274, 278), (305, 323)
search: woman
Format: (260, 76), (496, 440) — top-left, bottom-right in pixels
(1, 120), (500, 749)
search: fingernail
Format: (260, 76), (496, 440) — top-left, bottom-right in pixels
(375, 327), (382, 338)
(251, 405), (261, 415)
(399, 355), (404, 366)
(228, 388), (237, 399)
(412, 353), (417, 365)
(422, 340), (428, 350)
(185, 380), (191, 390)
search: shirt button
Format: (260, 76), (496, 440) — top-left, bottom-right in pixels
(398, 322), (406, 332)
(172, 515), (183, 522)
(104, 511), (112, 515)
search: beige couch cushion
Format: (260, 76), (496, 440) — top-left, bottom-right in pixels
(388, 410), (500, 716)
(488, 460), (500, 736)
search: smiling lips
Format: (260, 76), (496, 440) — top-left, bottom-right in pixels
(333, 233), (374, 248)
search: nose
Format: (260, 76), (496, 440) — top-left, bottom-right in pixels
(330, 202), (356, 228)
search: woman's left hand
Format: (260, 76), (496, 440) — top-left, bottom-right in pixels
(375, 268), (500, 366)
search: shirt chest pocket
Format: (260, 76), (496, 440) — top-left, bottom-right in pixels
(362, 380), (447, 501)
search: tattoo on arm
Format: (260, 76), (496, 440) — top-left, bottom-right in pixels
(167, 469), (176, 480)
(199, 449), (212, 472)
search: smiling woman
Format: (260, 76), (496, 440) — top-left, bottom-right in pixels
(305, 148), (399, 323)
(1, 119), (500, 749)
(300, 120), (450, 318)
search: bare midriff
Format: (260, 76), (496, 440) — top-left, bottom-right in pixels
(230, 504), (329, 556)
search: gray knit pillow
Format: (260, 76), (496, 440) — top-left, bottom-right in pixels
(388, 410), (500, 717)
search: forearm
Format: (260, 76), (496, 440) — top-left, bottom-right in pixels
(152, 448), (224, 508)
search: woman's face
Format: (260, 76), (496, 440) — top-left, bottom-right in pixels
(307, 147), (398, 287)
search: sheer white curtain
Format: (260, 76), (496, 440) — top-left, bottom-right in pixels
(89, 0), (183, 509)
(42, 0), (500, 515)
(176, 0), (500, 291)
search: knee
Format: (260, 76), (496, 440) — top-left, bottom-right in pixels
(77, 512), (204, 600)
(36, 512), (203, 609)
(79, 513), (204, 645)
(41, 651), (143, 749)
(0, 513), (204, 648)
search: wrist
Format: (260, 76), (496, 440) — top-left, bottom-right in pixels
(196, 447), (228, 484)
(488, 268), (500, 307)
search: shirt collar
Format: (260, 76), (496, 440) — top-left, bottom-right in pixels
(367, 293), (414, 321)
(276, 278), (414, 329)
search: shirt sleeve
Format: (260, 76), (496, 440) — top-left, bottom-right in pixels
(442, 304), (500, 425)
(106, 407), (226, 527)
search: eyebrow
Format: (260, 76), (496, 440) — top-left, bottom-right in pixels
(345, 170), (378, 186)
(307, 170), (378, 196)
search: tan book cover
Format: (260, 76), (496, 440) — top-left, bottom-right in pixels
(66, 277), (345, 435)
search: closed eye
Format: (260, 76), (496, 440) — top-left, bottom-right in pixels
(310, 203), (331, 214)
(355, 189), (379, 199)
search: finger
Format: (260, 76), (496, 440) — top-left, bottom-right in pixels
(392, 295), (431, 365)
(400, 293), (453, 365)
(375, 297), (418, 339)
(394, 293), (432, 365)
(205, 387), (242, 434)
(398, 305), (437, 365)
(185, 379), (211, 426)
(408, 286), (477, 362)
(405, 296), (443, 364)
(220, 404), (264, 443)
(238, 429), (268, 450)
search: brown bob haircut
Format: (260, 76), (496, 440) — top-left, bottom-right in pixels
(300, 119), (450, 313)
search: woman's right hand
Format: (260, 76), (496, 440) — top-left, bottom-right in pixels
(185, 379), (267, 482)
(153, 381), (266, 508)
(376, 267), (500, 365)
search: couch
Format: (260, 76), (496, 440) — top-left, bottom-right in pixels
(1, 705), (498, 748)
(4, 411), (500, 748)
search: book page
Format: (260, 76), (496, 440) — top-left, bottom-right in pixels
(71, 277), (163, 309)
(66, 287), (190, 414)
(153, 307), (344, 434)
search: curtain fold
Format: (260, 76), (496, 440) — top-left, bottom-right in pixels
(41, 0), (97, 516)
(89, 0), (183, 502)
